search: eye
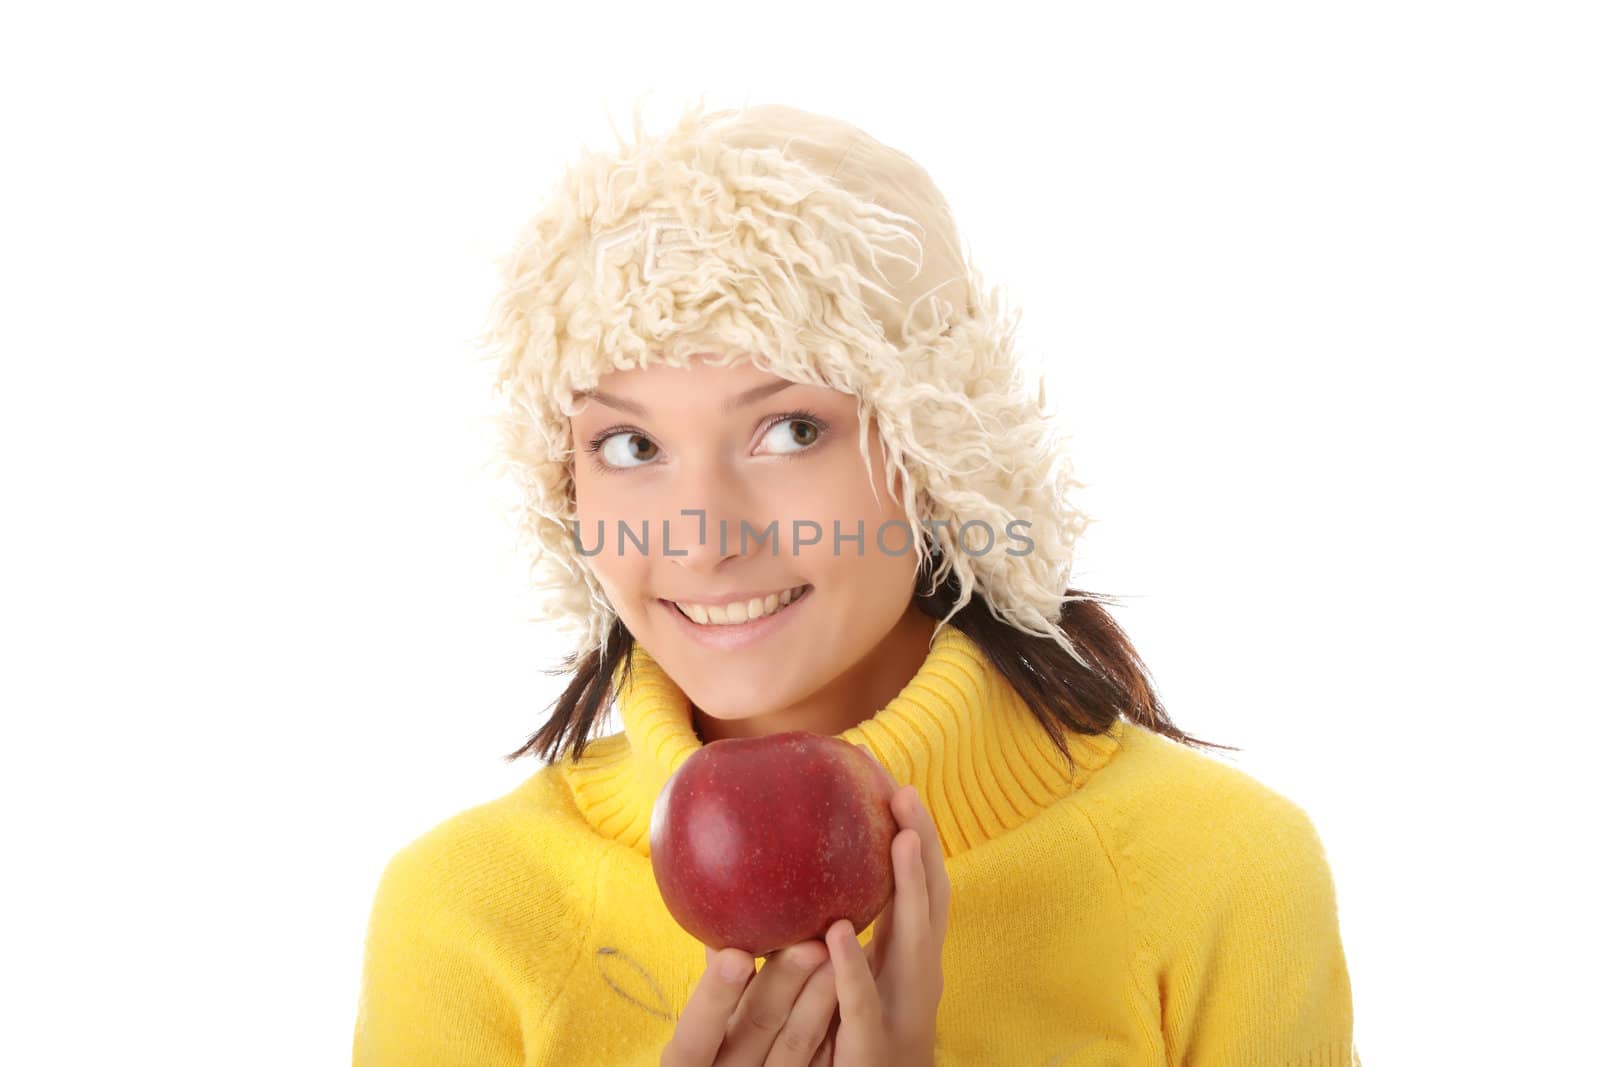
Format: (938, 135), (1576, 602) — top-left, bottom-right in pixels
(758, 413), (827, 455)
(583, 409), (830, 473)
(594, 431), (660, 469)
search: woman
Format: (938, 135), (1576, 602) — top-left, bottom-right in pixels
(352, 100), (1359, 1066)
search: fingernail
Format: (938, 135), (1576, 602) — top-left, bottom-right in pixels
(719, 954), (750, 983)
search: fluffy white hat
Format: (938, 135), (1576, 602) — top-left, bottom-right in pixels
(475, 100), (1095, 665)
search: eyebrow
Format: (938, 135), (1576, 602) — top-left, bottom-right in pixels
(573, 380), (795, 416)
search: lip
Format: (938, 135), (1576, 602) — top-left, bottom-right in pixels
(659, 584), (813, 651)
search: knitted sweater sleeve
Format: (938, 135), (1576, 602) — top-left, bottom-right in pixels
(1157, 798), (1357, 1066)
(350, 842), (524, 1067)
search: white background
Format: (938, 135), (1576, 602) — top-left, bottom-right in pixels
(3, 1), (1595, 1062)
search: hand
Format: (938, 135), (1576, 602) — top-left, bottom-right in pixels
(822, 746), (950, 1066)
(657, 746), (950, 1067)
(661, 939), (840, 1066)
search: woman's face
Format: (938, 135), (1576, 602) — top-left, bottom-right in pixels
(569, 353), (933, 739)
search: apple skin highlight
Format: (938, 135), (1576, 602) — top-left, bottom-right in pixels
(648, 731), (899, 957)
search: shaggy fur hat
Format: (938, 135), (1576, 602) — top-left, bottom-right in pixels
(475, 99), (1095, 666)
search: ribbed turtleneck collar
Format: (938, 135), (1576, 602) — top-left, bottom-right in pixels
(558, 621), (1126, 859)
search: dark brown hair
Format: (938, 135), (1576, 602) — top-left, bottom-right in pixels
(503, 548), (1234, 770)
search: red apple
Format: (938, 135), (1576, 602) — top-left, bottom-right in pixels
(649, 730), (899, 957)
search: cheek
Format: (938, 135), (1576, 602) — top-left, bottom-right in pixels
(583, 551), (655, 632)
(794, 475), (918, 583)
(571, 456), (640, 528)
(570, 475), (647, 605)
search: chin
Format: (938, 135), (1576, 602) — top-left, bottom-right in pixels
(682, 677), (784, 722)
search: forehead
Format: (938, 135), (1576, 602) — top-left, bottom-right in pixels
(573, 352), (851, 414)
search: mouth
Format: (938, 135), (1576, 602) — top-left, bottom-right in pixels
(667, 584), (812, 626)
(659, 584), (814, 649)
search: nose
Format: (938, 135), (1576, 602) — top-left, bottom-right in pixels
(666, 521), (738, 577)
(663, 464), (768, 578)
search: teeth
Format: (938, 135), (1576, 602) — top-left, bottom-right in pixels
(675, 586), (807, 626)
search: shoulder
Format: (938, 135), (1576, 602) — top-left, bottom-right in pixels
(1079, 726), (1356, 1056)
(1083, 719), (1326, 843)
(369, 760), (601, 933)
(355, 766), (600, 1058)
(1075, 721), (1338, 915)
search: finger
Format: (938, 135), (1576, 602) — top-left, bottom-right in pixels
(661, 948), (752, 1067)
(717, 940), (828, 1066)
(806, 1016), (837, 1067)
(766, 956), (838, 1066)
(864, 897), (893, 979)
(806, 1018), (836, 1067)
(863, 783), (917, 979)
(887, 827), (934, 982)
(899, 786), (951, 947)
(825, 918), (883, 1034)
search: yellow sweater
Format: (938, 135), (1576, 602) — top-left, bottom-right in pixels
(352, 623), (1359, 1065)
